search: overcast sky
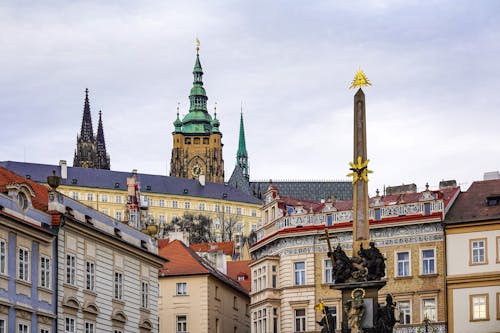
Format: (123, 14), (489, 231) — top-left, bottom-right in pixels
(1, 0), (499, 196)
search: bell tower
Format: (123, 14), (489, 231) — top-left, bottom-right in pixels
(170, 41), (225, 183)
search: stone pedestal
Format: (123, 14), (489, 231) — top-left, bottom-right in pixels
(331, 280), (386, 333)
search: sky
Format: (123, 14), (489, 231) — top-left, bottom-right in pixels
(1, 0), (499, 196)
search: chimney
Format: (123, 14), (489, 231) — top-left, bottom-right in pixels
(385, 184), (417, 195)
(439, 180), (457, 189)
(484, 171), (500, 180)
(59, 160), (67, 179)
(132, 169), (138, 175)
(199, 174), (206, 187)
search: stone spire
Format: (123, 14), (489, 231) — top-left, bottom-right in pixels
(79, 88), (94, 141)
(236, 110), (249, 180)
(96, 110), (110, 170)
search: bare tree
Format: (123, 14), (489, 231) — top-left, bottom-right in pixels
(166, 213), (216, 244)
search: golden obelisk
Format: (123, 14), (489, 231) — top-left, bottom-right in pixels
(347, 68), (373, 257)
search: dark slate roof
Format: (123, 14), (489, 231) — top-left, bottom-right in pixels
(228, 165), (253, 196)
(0, 161), (262, 205)
(250, 180), (352, 202)
(445, 179), (500, 224)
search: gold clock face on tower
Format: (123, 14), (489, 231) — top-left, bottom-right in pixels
(192, 163), (202, 178)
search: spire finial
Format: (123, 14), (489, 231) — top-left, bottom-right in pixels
(349, 67), (372, 89)
(99, 110), (102, 117)
(241, 100), (243, 115)
(196, 37), (200, 54)
(177, 102), (180, 116)
(214, 102), (217, 117)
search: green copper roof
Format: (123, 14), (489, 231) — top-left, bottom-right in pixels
(177, 52), (216, 134)
(237, 112), (248, 158)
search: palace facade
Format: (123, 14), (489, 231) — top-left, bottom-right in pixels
(249, 182), (459, 333)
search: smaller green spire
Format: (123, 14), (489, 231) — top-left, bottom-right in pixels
(174, 103), (182, 132)
(211, 103), (220, 133)
(236, 108), (249, 180)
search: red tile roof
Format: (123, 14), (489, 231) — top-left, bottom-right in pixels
(0, 166), (49, 211)
(190, 241), (235, 256)
(227, 260), (254, 292)
(446, 179), (500, 223)
(159, 240), (248, 296)
(157, 238), (170, 249)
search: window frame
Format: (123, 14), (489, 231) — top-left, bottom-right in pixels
(65, 317), (76, 333)
(17, 322), (29, 333)
(0, 239), (7, 275)
(0, 317), (6, 333)
(176, 282), (187, 296)
(176, 315), (187, 333)
(86, 261), (95, 291)
(141, 281), (149, 309)
(397, 300), (412, 325)
(469, 238), (488, 265)
(18, 247), (30, 282)
(395, 250), (411, 277)
(294, 308), (306, 332)
(469, 293), (489, 321)
(323, 259), (333, 283)
(421, 297), (437, 322)
(85, 321), (95, 333)
(420, 248), (436, 275)
(40, 255), (51, 288)
(294, 261), (306, 286)
(114, 271), (123, 300)
(66, 254), (76, 285)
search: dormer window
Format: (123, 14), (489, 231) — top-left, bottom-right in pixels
(17, 192), (29, 210)
(487, 195), (500, 206)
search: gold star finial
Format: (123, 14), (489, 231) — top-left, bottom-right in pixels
(349, 67), (372, 89)
(196, 38), (200, 53)
(347, 156), (373, 184)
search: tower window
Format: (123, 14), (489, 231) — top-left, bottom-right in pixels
(203, 138), (209, 144)
(194, 138), (200, 144)
(185, 138), (191, 144)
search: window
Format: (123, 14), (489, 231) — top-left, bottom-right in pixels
(115, 211), (122, 221)
(176, 315), (187, 333)
(421, 249), (435, 275)
(65, 317), (75, 333)
(176, 282), (187, 295)
(398, 301), (411, 324)
(422, 298), (437, 321)
(0, 319), (5, 333)
(396, 251), (410, 277)
(159, 215), (165, 223)
(147, 198), (153, 206)
(40, 328), (50, 333)
(66, 254), (75, 285)
(272, 265), (277, 288)
(72, 192), (79, 200)
(225, 206), (231, 213)
(87, 193), (93, 201)
(252, 209), (257, 217)
(324, 259), (333, 283)
(199, 203), (205, 211)
(236, 207), (242, 215)
(114, 272), (123, 300)
(184, 202), (190, 209)
(294, 262), (306, 286)
(18, 247), (30, 281)
(0, 240), (6, 275)
(115, 196), (121, 204)
(86, 261), (95, 291)
(251, 224), (257, 232)
(215, 286), (219, 299)
(470, 239), (487, 264)
(113, 330), (122, 333)
(18, 323), (29, 333)
(159, 199), (165, 207)
(214, 204), (220, 212)
(101, 194), (108, 202)
(294, 308), (306, 332)
(141, 282), (149, 308)
(172, 200), (178, 208)
(40, 256), (51, 288)
(85, 322), (95, 333)
(233, 296), (238, 309)
(470, 294), (489, 321)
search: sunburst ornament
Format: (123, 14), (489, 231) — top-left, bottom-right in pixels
(347, 156), (373, 184)
(349, 67), (372, 89)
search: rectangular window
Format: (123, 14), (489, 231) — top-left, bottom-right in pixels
(176, 282), (187, 295)
(18, 323), (29, 333)
(115, 195), (121, 204)
(422, 298), (437, 321)
(72, 192), (79, 200)
(294, 262), (306, 286)
(470, 239), (487, 264)
(40, 329), (50, 333)
(252, 210), (257, 217)
(101, 194), (108, 202)
(398, 301), (411, 324)
(159, 199), (165, 207)
(199, 203), (205, 211)
(176, 315), (187, 333)
(87, 193), (93, 201)
(470, 294), (489, 321)
(226, 206), (231, 213)
(18, 247), (30, 281)
(172, 200), (178, 208)
(115, 211), (122, 221)
(114, 272), (123, 300)
(159, 215), (165, 223)
(184, 202), (190, 209)
(66, 254), (75, 285)
(396, 251), (410, 277)
(0, 240), (7, 274)
(324, 259), (333, 283)
(40, 256), (51, 288)
(0, 319), (5, 333)
(85, 322), (95, 333)
(421, 249), (435, 275)
(86, 261), (95, 291)
(294, 308), (306, 332)
(141, 281), (149, 308)
(65, 317), (75, 333)
(236, 207), (242, 215)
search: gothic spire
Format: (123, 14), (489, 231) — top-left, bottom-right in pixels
(96, 110), (110, 170)
(237, 109), (249, 180)
(79, 88), (95, 142)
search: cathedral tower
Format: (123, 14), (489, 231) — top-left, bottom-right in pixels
(170, 46), (224, 183)
(73, 89), (110, 169)
(236, 111), (249, 180)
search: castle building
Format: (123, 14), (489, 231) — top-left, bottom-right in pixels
(249, 182), (459, 333)
(73, 89), (111, 170)
(445, 178), (500, 333)
(170, 48), (224, 183)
